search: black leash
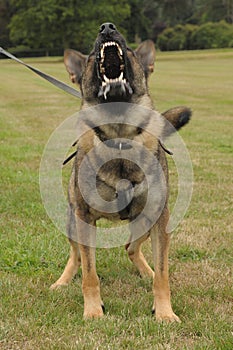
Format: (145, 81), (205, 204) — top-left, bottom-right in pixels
(0, 47), (82, 99)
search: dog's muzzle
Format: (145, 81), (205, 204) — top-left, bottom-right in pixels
(97, 24), (133, 99)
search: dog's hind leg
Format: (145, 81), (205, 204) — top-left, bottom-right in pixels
(50, 239), (81, 290)
(150, 207), (180, 322)
(126, 232), (154, 278)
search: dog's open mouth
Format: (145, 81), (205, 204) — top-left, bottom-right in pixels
(98, 41), (133, 99)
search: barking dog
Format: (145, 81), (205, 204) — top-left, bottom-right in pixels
(50, 23), (191, 322)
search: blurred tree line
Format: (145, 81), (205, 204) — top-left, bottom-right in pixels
(0, 0), (233, 54)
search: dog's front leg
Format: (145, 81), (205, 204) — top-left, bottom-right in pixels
(77, 219), (104, 319)
(151, 207), (181, 323)
(79, 244), (104, 319)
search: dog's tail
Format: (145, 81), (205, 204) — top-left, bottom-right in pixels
(162, 106), (192, 138)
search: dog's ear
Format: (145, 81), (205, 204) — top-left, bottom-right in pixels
(134, 40), (156, 79)
(64, 49), (87, 85)
(162, 106), (192, 138)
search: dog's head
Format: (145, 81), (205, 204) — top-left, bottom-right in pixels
(64, 23), (156, 103)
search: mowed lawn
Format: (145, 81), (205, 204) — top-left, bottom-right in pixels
(0, 49), (232, 350)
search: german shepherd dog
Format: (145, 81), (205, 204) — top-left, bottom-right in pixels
(50, 23), (191, 322)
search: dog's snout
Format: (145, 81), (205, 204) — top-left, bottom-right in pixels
(99, 23), (116, 35)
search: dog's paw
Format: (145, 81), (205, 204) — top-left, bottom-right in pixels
(152, 308), (181, 323)
(83, 304), (104, 319)
(49, 281), (69, 290)
(157, 312), (181, 323)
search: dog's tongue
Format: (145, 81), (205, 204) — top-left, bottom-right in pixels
(98, 81), (133, 100)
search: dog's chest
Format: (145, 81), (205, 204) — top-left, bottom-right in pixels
(76, 117), (161, 220)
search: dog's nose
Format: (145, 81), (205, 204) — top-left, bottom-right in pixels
(99, 23), (116, 35)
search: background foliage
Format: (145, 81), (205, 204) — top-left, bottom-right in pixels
(0, 0), (233, 54)
(157, 21), (233, 51)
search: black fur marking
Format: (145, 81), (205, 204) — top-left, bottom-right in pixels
(101, 304), (105, 313)
(176, 109), (192, 130)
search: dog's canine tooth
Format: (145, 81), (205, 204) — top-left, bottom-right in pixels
(116, 43), (123, 56)
(119, 72), (123, 81)
(103, 84), (110, 99)
(100, 48), (104, 58)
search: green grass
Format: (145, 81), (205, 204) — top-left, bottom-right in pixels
(0, 49), (233, 349)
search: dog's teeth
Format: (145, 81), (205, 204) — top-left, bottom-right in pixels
(100, 48), (104, 58)
(101, 41), (123, 59)
(104, 75), (109, 83)
(102, 41), (119, 48)
(117, 45), (123, 56)
(103, 84), (110, 99)
(102, 74), (124, 85)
